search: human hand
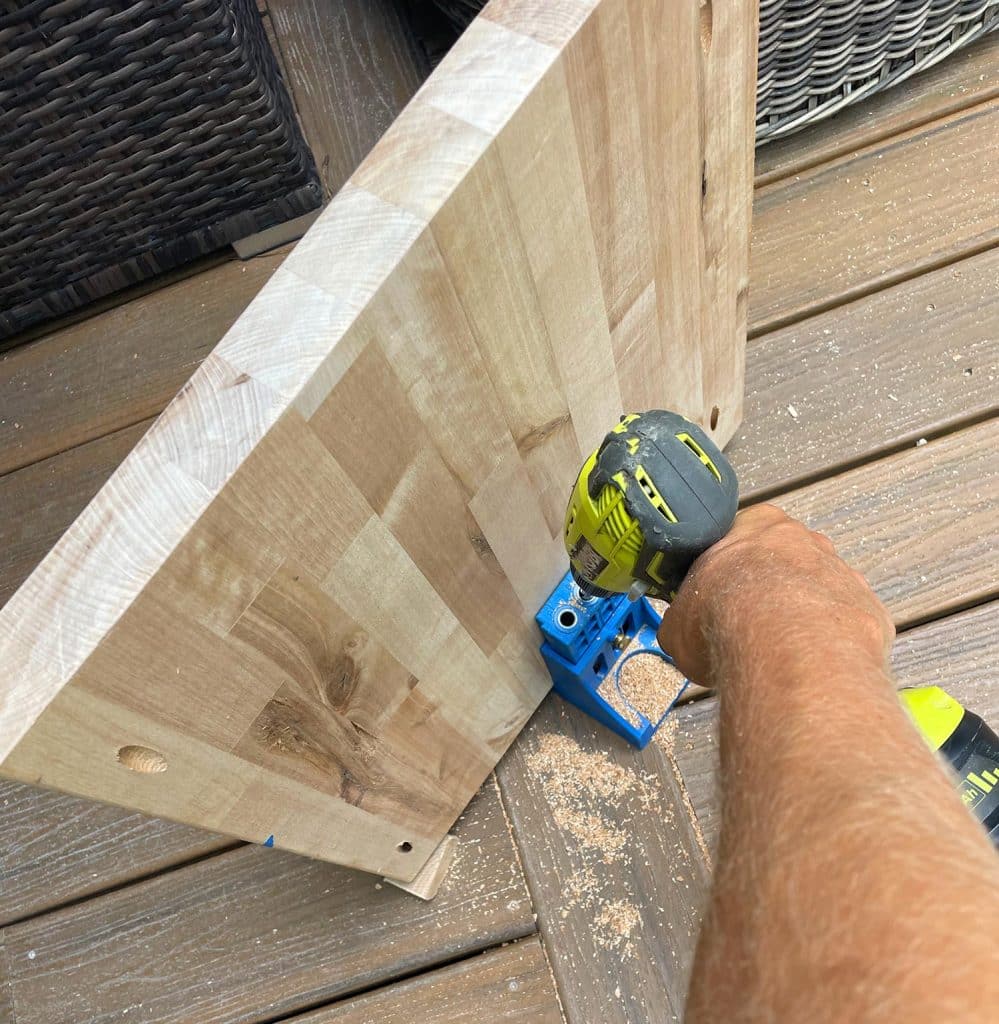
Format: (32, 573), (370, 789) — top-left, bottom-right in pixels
(657, 504), (894, 688)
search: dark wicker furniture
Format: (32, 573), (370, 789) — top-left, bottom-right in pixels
(0, 0), (321, 340)
(430, 0), (999, 141)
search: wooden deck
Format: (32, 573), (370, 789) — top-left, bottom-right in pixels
(1, 8), (997, 1022)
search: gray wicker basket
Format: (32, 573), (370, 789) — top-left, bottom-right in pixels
(0, 0), (322, 341)
(428, 0), (999, 141)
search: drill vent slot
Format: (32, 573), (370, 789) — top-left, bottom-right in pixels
(565, 507), (576, 537)
(634, 466), (677, 523)
(676, 432), (722, 482)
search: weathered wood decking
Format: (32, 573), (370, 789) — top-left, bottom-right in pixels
(0, 11), (996, 1023)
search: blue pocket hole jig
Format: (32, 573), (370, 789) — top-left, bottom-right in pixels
(536, 572), (688, 749)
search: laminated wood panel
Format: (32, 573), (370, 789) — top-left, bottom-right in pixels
(0, 0), (756, 877)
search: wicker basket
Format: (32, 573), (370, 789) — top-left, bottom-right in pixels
(0, 0), (322, 341)
(428, 0), (999, 141)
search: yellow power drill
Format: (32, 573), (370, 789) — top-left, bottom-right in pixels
(560, 409), (999, 845)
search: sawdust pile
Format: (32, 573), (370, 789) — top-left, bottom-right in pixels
(593, 616), (689, 736)
(598, 653), (688, 729)
(593, 900), (642, 953)
(525, 731), (671, 956)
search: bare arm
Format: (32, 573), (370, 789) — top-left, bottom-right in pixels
(659, 505), (999, 1024)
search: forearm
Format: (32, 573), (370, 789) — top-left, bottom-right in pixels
(687, 637), (999, 1023)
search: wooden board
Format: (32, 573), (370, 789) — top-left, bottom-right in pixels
(384, 834), (459, 899)
(0, 781), (232, 927)
(0, 0), (755, 879)
(2, 30), (991, 491)
(266, 0), (430, 197)
(497, 697), (712, 1024)
(289, 938), (563, 1024)
(2, 134), (989, 918)
(0, 779), (535, 1024)
(6, 246), (992, 610)
(673, 600), (999, 852)
(749, 99), (999, 335)
(730, 246), (999, 501)
(755, 32), (999, 185)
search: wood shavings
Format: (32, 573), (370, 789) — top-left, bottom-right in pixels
(593, 899), (642, 953)
(526, 734), (650, 818)
(598, 652), (688, 729)
(525, 732), (664, 957)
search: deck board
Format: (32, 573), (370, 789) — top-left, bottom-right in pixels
(0, 780), (533, 1024)
(0, 782), (232, 927)
(0, 252), (286, 477)
(288, 938), (563, 1023)
(672, 600), (999, 853)
(0, 421), (152, 608)
(732, 247), (999, 501)
(498, 698), (711, 1024)
(755, 32), (999, 185)
(774, 418), (999, 628)
(749, 100), (999, 335)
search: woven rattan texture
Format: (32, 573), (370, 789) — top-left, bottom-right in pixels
(430, 0), (999, 140)
(0, 0), (321, 340)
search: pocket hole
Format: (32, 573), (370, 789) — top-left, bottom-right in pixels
(397, 841), (413, 853)
(699, 0), (713, 53)
(117, 745), (168, 773)
(710, 406), (720, 431)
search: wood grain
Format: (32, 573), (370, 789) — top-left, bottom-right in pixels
(0, 0), (755, 877)
(755, 32), (999, 186)
(498, 697), (712, 1024)
(730, 246), (999, 500)
(749, 100), (999, 335)
(7, 244), (994, 618)
(267, 0), (429, 196)
(0, 253), (286, 477)
(0, 781), (231, 927)
(289, 937), (563, 1024)
(673, 600), (999, 852)
(0, 779), (535, 1024)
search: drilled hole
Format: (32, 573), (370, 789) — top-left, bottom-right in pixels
(710, 406), (720, 431)
(397, 841), (413, 853)
(699, 0), (713, 53)
(117, 745), (168, 773)
(558, 609), (578, 629)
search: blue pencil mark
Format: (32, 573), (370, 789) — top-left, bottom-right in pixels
(263, 834), (275, 847)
